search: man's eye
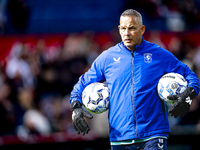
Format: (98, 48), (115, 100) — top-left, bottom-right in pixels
(129, 27), (136, 30)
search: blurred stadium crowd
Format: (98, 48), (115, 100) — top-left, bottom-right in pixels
(126, 0), (200, 31)
(0, 0), (200, 144)
(0, 32), (113, 138)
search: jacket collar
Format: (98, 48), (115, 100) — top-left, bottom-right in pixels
(120, 36), (145, 52)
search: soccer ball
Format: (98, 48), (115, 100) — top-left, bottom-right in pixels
(82, 82), (110, 114)
(157, 73), (187, 104)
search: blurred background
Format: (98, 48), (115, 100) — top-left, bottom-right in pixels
(0, 0), (200, 149)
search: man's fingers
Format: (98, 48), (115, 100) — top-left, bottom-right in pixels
(83, 110), (93, 119)
(79, 118), (90, 135)
(71, 108), (92, 135)
(167, 95), (178, 100)
(72, 122), (80, 134)
(168, 100), (180, 117)
(75, 118), (90, 135)
(73, 118), (86, 135)
(168, 99), (190, 118)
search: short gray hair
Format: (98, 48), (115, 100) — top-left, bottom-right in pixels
(120, 9), (143, 25)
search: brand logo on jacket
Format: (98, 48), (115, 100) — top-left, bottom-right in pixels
(144, 53), (152, 63)
(113, 57), (121, 63)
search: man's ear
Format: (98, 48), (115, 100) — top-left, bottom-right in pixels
(118, 25), (122, 35)
(118, 25), (121, 32)
(141, 25), (145, 35)
(118, 25), (120, 30)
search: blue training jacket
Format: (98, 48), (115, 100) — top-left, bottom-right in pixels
(70, 38), (200, 142)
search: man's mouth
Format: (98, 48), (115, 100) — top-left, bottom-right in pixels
(125, 39), (132, 42)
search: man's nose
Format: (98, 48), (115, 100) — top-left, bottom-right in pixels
(124, 29), (130, 35)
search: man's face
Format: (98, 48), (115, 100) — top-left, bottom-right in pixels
(118, 16), (145, 51)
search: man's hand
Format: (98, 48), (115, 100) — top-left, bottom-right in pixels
(71, 101), (93, 135)
(167, 87), (196, 118)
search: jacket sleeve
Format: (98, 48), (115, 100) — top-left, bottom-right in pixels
(165, 52), (200, 96)
(70, 51), (108, 105)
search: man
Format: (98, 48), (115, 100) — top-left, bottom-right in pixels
(70, 9), (200, 150)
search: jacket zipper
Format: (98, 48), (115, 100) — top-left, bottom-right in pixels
(131, 50), (138, 138)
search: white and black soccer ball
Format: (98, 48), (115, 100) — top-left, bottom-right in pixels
(157, 73), (188, 104)
(82, 82), (110, 114)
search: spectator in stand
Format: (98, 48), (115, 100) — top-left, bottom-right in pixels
(5, 42), (35, 89)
